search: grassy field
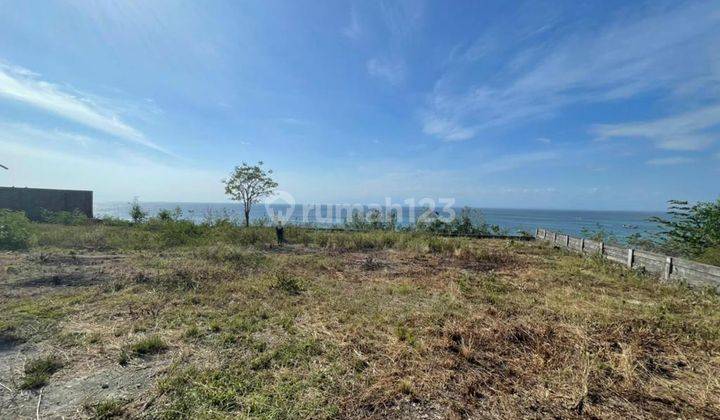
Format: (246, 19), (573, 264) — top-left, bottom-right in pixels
(1, 223), (720, 418)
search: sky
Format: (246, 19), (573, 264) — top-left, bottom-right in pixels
(0, 0), (719, 210)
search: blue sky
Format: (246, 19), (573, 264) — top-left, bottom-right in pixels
(0, 0), (719, 210)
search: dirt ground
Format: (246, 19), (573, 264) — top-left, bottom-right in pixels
(1, 238), (719, 419)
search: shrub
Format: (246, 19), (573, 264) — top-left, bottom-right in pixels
(99, 216), (132, 227)
(414, 207), (504, 236)
(272, 271), (304, 295)
(155, 220), (202, 247)
(157, 206), (183, 222)
(0, 210), (34, 250)
(39, 208), (88, 225)
(129, 198), (147, 224)
(697, 247), (720, 266)
(650, 199), (720, 257)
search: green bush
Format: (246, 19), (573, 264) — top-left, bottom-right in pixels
(99, 216), (132, 227)
(697, 248), (720, 266)
(272, 271), (304, 295)
(40, 208), (89, 225)
(129, 198), (147, 223)
(0, 210), (34, 250)
(152, 220), (203, 247)
(650, 199), (720, 257)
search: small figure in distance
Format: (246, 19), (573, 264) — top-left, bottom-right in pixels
(275, 220), (285, 246)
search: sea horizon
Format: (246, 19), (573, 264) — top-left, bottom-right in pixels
(95, 201), (665, 241)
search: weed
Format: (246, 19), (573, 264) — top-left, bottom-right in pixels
(117, 350), (130, 366)
(130, 335), (167, 356)
(87, 398), (126, 419)
(184, 325), (201, 340)
(20, 356), (63, 389)
(272, 271), (304, 295)
(395, 324), (416, 346)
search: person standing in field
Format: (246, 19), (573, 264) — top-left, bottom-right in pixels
(275, 221), (284, 246)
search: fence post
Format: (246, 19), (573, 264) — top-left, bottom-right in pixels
(552, 232), (557, 244)
(664, 256), (672, 281)
(580, 238), (585, 253)
(600, 242), (604, 256)
(535, 228), (539, 238)
(565, 235), (570, 248)
(627, 248), (634, 268)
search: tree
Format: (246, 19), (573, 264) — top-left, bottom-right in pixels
(223, 162), (278, 227)
(129, 198), (147, 224)
(649, 199), (720, 258)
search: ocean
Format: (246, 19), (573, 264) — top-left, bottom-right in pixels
(95, 202), (665, 241)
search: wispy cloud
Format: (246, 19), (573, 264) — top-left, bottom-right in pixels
(0, 121), (96, 147)
(593, 104), (720, 151)
(421, 114), (476, 141)
(366, 58), (405, 85)
(536, 137), (552, 144)
(378, 0), (425, 40)
(342, 6), (362, 40)
(0, 63), (169, 154)
(646, 157), (695, 166)
(423, 2), (720, 141)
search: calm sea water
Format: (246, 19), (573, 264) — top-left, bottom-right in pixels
(96, 201), (664, 240)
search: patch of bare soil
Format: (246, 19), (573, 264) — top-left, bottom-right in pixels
(0, 343), (170, 419)
(0, 251), (167, 419)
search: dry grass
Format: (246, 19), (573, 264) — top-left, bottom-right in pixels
(0, 225), (719, 418)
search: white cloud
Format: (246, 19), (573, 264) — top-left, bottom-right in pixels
(646, 157), (695, 166)
(593, 104), (720, 151)
(423, 2), (720, 140)
(0, 63), (169, 154)
(421, 114), (477, 141)
(366, 58), (405, 85)
(536, 137), (552, 144)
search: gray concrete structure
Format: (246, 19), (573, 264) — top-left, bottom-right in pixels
(0, 187), (93, 221)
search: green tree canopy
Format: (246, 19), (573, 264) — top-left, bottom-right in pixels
(223, 162), (278, 227)
(650, 199), (720, 259)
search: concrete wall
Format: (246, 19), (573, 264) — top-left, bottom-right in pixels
(536, 228), (720, 291)
(0, 187), (93, 221)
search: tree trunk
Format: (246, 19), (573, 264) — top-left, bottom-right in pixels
(244, 208), (250, 227)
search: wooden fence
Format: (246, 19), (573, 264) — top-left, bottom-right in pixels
(535, 228), (720, 291)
